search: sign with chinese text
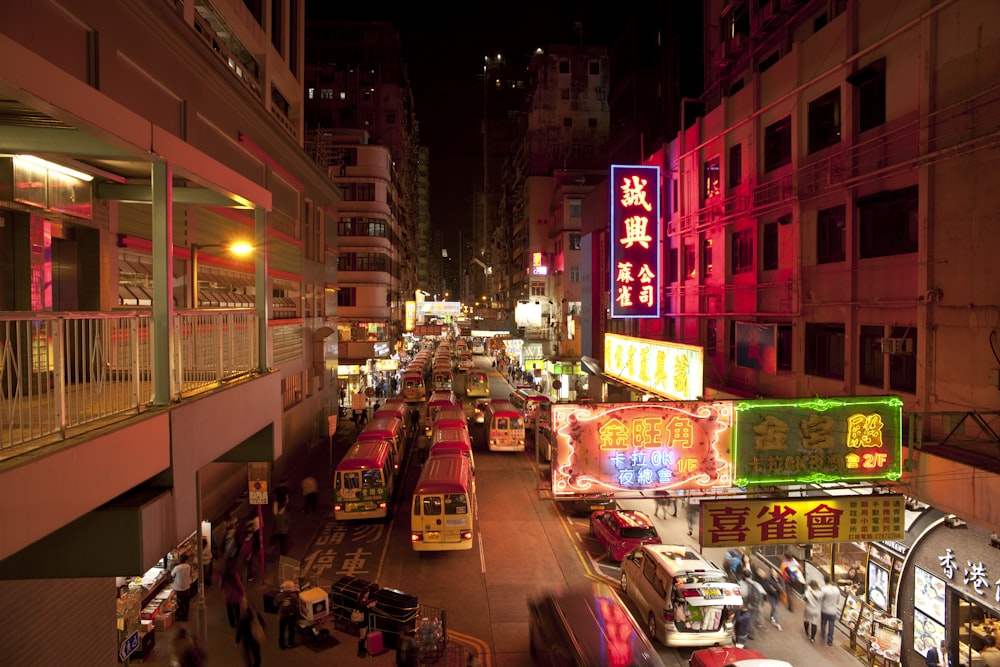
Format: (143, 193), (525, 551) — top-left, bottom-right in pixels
(937, 546), (1000, 605)
(736, 322), (777, 374)
(551, 401), (733, 496)
(405, 300), (416, 331)
(733, 395), (903, 485)
(610, 164), (660, 318)
(530, 252), (548, 275)
(418, 301), (462, 316)
(699, 494), (905, 547)
(604, 333), (703, 401)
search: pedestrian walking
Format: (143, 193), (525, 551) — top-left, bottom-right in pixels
(758, 568), (784, 630)
(802, 580), (821, 643)
(820, 576), (842, 647)
(271, 499), (290, 556)
(339, 385), (346, 406)
(240, 532), (257, 583)
(170, 626), (207, 667)
(734, 604), (752, 648)
(273, 580), (300, 650)
(273, 478), (289, 507)
(200, 537), (214, 588)
(220, 562), (245, 629)
(301, 475), (318, 514)
(653, 492), (674, 518)
(685, 495), (700, 536)
(739, 571), (767, 637)
(780, 551), (803, 612)
(235, 598), (266, 667)
(170, 553), (194, 622)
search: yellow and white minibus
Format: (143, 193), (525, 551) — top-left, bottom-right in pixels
(465, 369), (490, 398)
(410, 453), (475, 551)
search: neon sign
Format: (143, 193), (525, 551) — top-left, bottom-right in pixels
(531, 252), (548, 276)
(604, 333), (703, 401)
(732, 395), (903, 485)
(698, 495), (905, 548)
(610, 164), (660, 319)
(550, 402), (733, 496)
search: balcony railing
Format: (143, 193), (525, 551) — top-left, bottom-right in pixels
(0, 309), (258, 459)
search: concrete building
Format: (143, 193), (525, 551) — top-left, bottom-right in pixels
(0, 1), (342, 663)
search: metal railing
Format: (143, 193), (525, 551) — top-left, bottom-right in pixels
(0, 308), (258, 457)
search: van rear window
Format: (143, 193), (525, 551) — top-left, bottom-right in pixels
(621, 526), (658, 539)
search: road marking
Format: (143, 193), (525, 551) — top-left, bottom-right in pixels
(478, 531), (486, 573)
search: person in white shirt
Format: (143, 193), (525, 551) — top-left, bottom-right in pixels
(819, 576), (842, 647)
(171, 553), (194, 621)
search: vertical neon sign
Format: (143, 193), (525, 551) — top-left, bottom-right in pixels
(610, 164), (660, 318)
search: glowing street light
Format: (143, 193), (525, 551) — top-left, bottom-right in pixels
(190, 241), (254, 308)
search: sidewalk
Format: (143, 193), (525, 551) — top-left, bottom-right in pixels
(147, 416), (402, 665)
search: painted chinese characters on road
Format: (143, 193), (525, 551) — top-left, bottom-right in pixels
(550, 402), (733, 496)
(733, 395), (902, 485)
(699, 495), (905, 547)
(610, 164), (660, 319)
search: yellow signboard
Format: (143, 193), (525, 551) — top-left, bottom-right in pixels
(699, 494), (905, 548)
(604, 333), (704, 400)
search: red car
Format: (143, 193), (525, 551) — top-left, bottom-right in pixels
(588, 509), (661, 562)
(689, 647), (793, 667)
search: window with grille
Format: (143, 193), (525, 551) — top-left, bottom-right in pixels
(731, 229), (754, 274)
(817, 205), (846, 264)
(764, 116), (792, 171)
(805, 323), (845, 379)
(858, 186), (918, 258)
(808, 88), (841, 153)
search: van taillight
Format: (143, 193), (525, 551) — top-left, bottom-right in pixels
(461, 530), (473, 540)
(663, 608), (674, 622)
(410, 533), (423, 542)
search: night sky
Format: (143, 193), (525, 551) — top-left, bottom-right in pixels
(306, 3), (626, 255)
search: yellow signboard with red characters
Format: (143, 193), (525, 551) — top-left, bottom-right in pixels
(698, 495), (905, 548)
(550, 402), (734, 496)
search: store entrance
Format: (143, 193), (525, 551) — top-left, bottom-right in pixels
(955, 593), (1000, 667)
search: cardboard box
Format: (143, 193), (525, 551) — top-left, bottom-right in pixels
(299, 587), (329, 623)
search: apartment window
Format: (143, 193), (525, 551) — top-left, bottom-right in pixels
(759, 51), (780, 73)
(563, 117), (572, 127)
(530, 282), (546, 296)
(589, 60), (600, 75)
(561, 88), (570, 100)
(706, 319), (717, 355)
(338, 252), (389, 272)
(729, 144), (742, 188)
(281, 373), (302, 410)
(559, 59), (570, 74)
(849, 58), (887, 132)
(672, 179), (679, 213)
(703, 157), (721, 201)
(320, 88), (333, 100)
(669, 247), (679, 283)
(764, 116), (792, 171)
(270, 0), (283, 53)
(817, 205), (846, 263)
(341, 182), (375, 202)
(762, 222), (778, 271)
(703, 238), (714, 276)
(569, 231), (581, 249)
(776, 323), (793, 371)
(805, 323), (845, 379)
(808, 88), (841, 153)
(731, 229), (754, 274)
(889, 326), (916, 393)
(858, 186), (918, 258)
(684, 244), (697, 279)
(859, 325), (884, 387)
(588, 117), (598, 128)
(569, 266), (580, 283)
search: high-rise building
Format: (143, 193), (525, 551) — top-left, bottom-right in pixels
(0, 1), (341, 662)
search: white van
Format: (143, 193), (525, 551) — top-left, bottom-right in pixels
(619, 544), (742, 648)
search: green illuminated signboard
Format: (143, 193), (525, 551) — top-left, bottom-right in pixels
(733, 395), (903, 485)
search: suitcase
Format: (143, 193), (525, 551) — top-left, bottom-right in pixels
(366, 630), (384, 655)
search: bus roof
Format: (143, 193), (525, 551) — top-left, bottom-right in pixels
(432, 426), (472, 445)
(362, 416), (402, 432)
(414, 454), (472, 494)
(487, 399), (521, 416)
(513, 388), (550, 401)
(428, 391), (457, 405)
(338, 439), (390, 469)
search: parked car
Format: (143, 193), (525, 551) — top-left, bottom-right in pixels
(528, 582), (666, 667)
(570, 493), (617, 516)
(689, 646), (793, 667)
(589, 509), (662, 562)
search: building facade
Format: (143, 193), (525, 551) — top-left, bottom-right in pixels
(0, 1), (341, 663)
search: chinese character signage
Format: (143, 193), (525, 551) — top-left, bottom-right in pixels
(604, 333), (704, 401)
(405, 301), (416, 331)
(550, 401), (733, 496)
(610, 164), (660, 318)
(733, 395), (903, 485)
(699, 495), (905, 547)
(735, 322), (777, 374)
(531, 252), (548, 276)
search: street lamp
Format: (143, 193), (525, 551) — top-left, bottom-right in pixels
(190, 241), (254, 308)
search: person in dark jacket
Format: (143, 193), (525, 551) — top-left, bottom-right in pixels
(272, 579), (300, 650)
(734, 604), (752, 648)
(235, 598), (265, 667)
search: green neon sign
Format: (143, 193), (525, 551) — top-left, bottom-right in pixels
(732, 395), (903, 486)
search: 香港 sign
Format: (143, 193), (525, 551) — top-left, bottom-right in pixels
(733, 395), (903, 485)
(699, 494), (905, 548)
(550, 402), (733, 496)
(605, 333), (704, 401)
(610, 164), (660, 318)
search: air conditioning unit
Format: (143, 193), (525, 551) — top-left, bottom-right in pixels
(880, 337), (913, 355)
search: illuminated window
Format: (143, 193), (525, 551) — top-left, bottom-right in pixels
(805, 323), (845, 380)
(703, 157), (720, 201)
(817, 205), (846, 263)
(569, 231), (581, 248)
(808, 88), (841, 153)
(320, 89), (333, 99)
(702, 238), (714, 276)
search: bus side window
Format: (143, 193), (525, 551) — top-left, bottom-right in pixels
(413, 495), (421, 516)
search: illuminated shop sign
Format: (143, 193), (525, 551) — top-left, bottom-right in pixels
(551, 401), (733, 496)
(418, 301), (462, 316)
(531, 252), (548, 276)
(604, 333), (703, 401)
(610, 164), (660, 319)
(937, 547), (1000, 603)
(733, 395), (903, 485)
(405, 301), (416, 331)
(699, 494), (905, 548)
